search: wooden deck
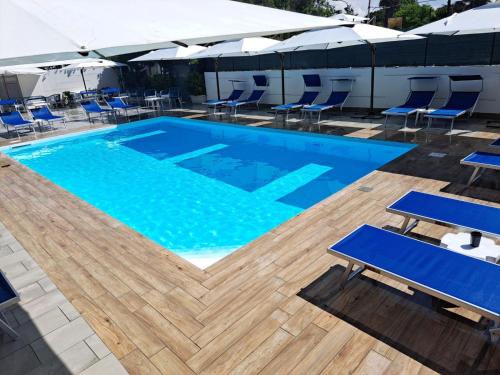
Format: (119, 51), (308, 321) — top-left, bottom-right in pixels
(0, 112), (499, 374)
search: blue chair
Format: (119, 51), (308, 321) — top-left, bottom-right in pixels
(328, 224), (500, 340)
(30, 106), (66, 130)
(81, 100), (116, 123)
(387, 190), (500, 237)
(302, 91), (350, 126)
(0, 270), (20, 340)
(491, 138), (500, 147)
(382, 91), (436, 128)
(0, 111), (36, 137)
(105, 97), (140, 118)
(273, 74), (322, 122)
(460, 152), (500, 186)
(204, 89), (244, 113)
(224, 75), (268, 116)
(225, 90), (266, 116)
(100, 87), (120, 97)
(425, 91), (481, 131)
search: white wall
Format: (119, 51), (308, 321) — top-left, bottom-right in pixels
(16, 67), (120, 97)
(205, 65), (500, 114)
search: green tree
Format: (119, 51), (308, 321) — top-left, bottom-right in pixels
(395, 0), (435, 29)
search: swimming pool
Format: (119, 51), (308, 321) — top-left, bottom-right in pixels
(4, 117), (414, 268)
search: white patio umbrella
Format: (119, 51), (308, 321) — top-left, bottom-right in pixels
(0, 66), (45, 75)
(261, 24), (422, 111)
(0, 0), (342, 65)
(330, 14), (369, 23)
(129, 46), (207, 62)
(189, 37), (280, 99)
(63, 59), (128, 91)
(408, 2), (500, 35)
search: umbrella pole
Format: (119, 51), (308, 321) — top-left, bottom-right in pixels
(80, 69), (88, 91)
(215, 57), (221, 100)
(369, 42), (376, 115)
(279, 53), (285, 105)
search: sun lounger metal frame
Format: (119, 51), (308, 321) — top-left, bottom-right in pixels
(327, 224), (500, 341)
(461, 151), (500, 186)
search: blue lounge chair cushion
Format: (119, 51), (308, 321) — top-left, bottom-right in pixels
(462, 152), (500, 170)
(106, 98), (137, 110)
(426, 109), (466, 118)
(0, 111), (33, 127)
(0, 100), (17, 106)
(226, 90), (265, 107)
(427, 91), (480, 118)
(82, 100), (113, 113)
(330, 224), (500, 317)
(388, 190), (500, 237)
(273, 91), (320, 111)
(0, 273), (16, 304)
(383, 91), (435, 115)
(31, 107), (64, 121)
(303, 91), (350, 112)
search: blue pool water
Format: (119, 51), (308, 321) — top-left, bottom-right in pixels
(4, 117), (414, 267)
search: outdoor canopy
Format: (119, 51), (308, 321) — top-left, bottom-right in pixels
(63, 59), (128, 92)
(189, 37), (281, 100)
(0, 0), (342, 66)
(260, 24), (422, 110)
(129, 46), (207, 62)
(408, 2), (500, 35)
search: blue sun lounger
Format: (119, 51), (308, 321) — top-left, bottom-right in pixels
(491, 138), (500, 147)
(273, 91), (320, 122)
(0, 111), (36, 137)
(386, 190), (500, 237)
(328, 224), (500, 340)
(105, 97), (140, 118)
(382, 91), (435, 128)
(81, 100), (116, 123)
(425, 75), (483, 131)
(204, 89), (244, 113)
(0, 270), (20, 340)
(301, 91), (350, 125)
(461, 152), (500, 186)
(225, 89), (266, 116)
(30, 106), (66, 130)
(273, 74), (322, 122)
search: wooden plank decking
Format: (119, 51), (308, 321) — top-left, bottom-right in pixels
(0, 114), (499, 374)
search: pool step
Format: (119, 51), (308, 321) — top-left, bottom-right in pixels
(119, 130), (166, 143)
(167, 144), (228, 163)
(253, 163), (332, 202)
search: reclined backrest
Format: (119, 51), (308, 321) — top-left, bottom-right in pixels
(325, 91), (350, 106)
(444, 91), (480, 110)
(297, 91), (319, 105)
(0, 111), (25, 124)
(403, 91), (435, 108)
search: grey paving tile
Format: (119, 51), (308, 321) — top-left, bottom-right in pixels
(19, 283), (46, 305)
(57, 341), (98, 374)
(37, 277), (57, 293)
(59, 302), (80, 321)
(1, 262), (28, 278)
(10, 267), (46, 290)
(84, 334), (110, 360)
(0, 245), (14, 257)
(78, 354), (128, 375)
(14, 289), (66, 324)
(31, 317), (94, 363)
(0, 250), (30, 268)
(22, 258), (39, 270)
(0, 346), (41, 375)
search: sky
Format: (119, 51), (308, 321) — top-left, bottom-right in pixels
(330, 0), (450, 16)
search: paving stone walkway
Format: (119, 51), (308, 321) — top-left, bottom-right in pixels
(0, 221), (129, 375)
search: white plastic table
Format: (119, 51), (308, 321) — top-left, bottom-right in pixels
(441, 232), (500, 263)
